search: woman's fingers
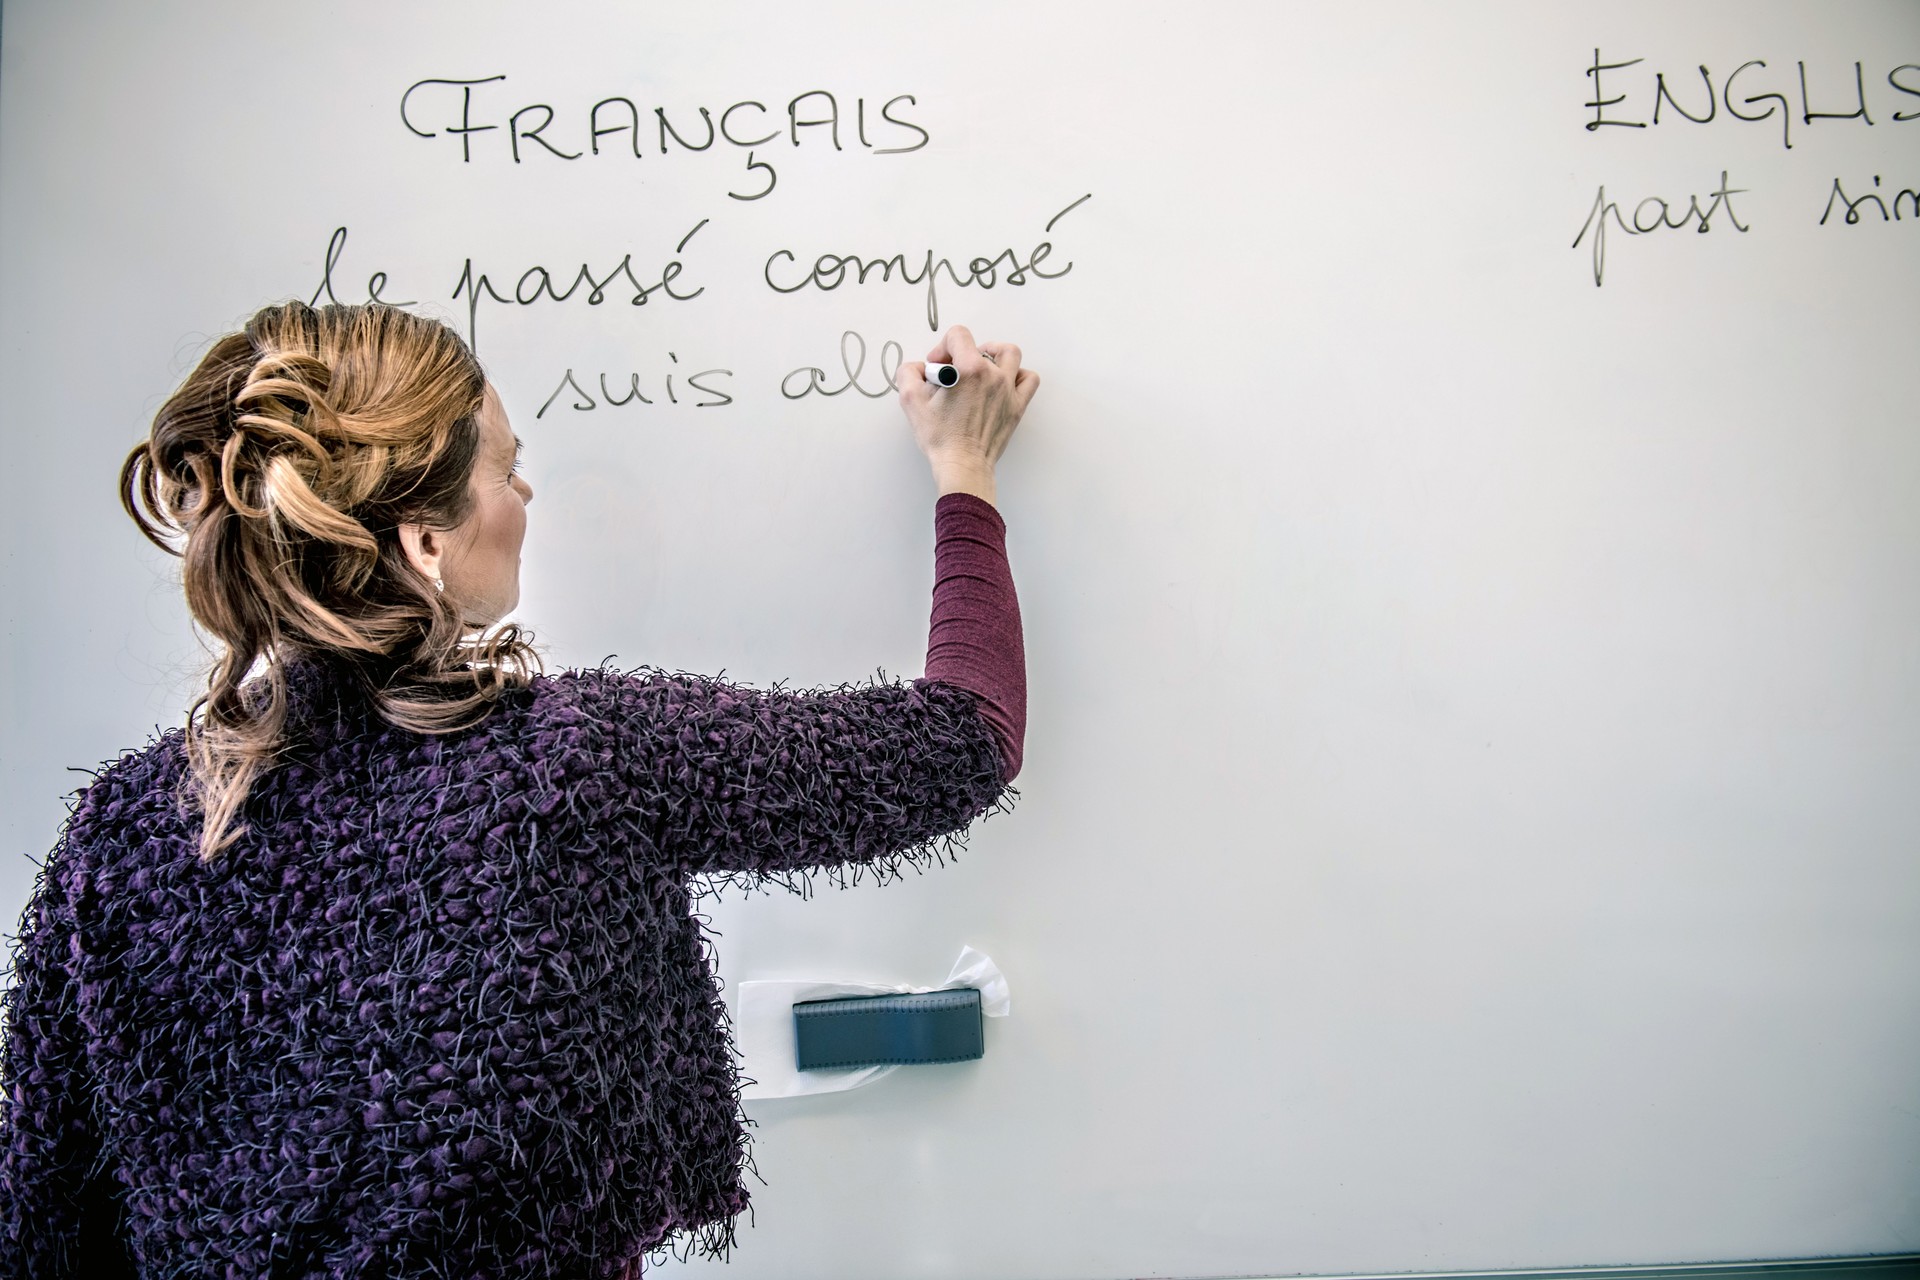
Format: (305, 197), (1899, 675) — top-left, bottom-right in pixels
(931, 328), (1028, 382)
(979, 342), (1022, 378)
(897, 360), (933, 410)
(1013, 367), (1041, 410)
(899, 326), (1039, 473)
(939, 324), (984, 370)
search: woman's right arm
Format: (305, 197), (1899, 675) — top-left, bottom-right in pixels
(560, 660), (1012, 886)
(556, 325), (1036, 886)
(906, 324), (1037, 785)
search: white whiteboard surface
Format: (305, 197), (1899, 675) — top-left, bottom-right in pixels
(2, 2), (1917, 1276)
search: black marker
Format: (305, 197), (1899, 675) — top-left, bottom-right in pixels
(923, 351), (995, 387)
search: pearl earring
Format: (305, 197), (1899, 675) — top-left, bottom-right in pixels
(434, 577), (444, 593)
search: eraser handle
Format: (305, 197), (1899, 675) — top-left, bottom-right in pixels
(792, 988), (985, 1071)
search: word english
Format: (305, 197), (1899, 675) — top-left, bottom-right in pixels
(1586, 51), (1920, 150)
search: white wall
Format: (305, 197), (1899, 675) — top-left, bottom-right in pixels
(2, 2), (1917, 1276)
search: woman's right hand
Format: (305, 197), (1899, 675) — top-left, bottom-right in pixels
(898, 325), (1040, 501)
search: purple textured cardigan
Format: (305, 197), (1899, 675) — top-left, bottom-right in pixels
(0, 492), (1023, 1278)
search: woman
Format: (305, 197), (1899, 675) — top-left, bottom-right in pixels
(0, 301), (1035, 1277)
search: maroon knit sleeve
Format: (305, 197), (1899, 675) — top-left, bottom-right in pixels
(922, 492), (1026, 783)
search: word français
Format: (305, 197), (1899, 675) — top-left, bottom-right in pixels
(401, 78), (928, 200)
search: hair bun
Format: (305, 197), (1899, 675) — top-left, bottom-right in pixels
(120, 300), (537, 861)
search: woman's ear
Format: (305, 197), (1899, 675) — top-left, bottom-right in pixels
(397, 521), (442, 587)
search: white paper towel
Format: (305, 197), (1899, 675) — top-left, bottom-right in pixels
(734, 945), (1010, 1100)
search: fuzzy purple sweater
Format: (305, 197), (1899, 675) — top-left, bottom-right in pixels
(0, 492), (1024, 1279)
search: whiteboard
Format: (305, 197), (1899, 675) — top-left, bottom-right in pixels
(2, 2), (1917, 1275)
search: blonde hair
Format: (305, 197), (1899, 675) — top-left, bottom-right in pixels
(120, 301), (542, 860)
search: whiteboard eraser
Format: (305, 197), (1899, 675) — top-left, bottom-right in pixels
(792, 988), (984, 1071)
